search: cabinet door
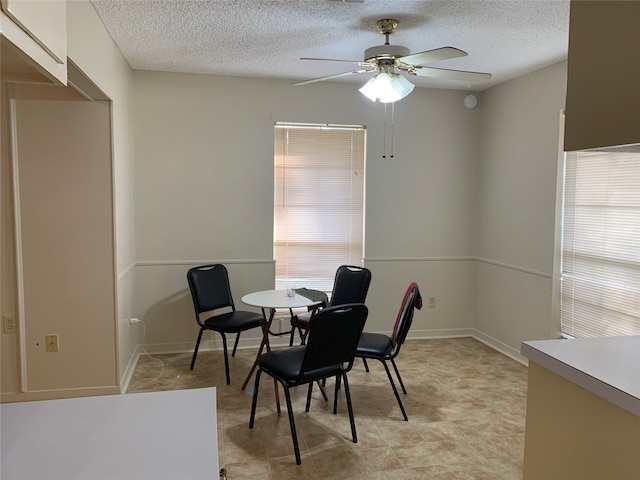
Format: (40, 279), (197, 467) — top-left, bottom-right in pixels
(564, 1), (640, 151)
(1, 0), (66, 63)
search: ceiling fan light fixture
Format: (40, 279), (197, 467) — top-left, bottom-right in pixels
(359, 72), (414, 103)
(359, 73), (387, 102)
(387, 74), (415, 102)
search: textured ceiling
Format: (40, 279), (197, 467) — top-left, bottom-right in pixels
(90, 0), (570, 92)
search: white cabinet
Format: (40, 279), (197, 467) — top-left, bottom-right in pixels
(0, 0), (67, 85)
(564, 1), (640, 151)
(521, 338), (640, 479)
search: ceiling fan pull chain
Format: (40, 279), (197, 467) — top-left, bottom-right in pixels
(390, 102), (395, 159)
(382, 103), (388, 158)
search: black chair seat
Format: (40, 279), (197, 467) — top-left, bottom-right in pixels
(203, 310), (262, 333)
(295, 311), (312, 330)
(356, 332), (393, 357)
(259, 346), (342, 384)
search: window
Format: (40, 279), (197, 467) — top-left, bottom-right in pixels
(560, 149), (640, 338)
(274, 123), (365, 292)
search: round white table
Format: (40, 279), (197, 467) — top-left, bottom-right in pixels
(241, 290), (323, 412)
(242, 289), (321, 312)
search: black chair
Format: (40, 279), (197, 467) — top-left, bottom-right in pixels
(355, 282), (422, 421)
(187, 264), (263, 385)
(249, 303), (368, 465)
(289, 265), (371, 345)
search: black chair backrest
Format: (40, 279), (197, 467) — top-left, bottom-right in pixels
(329, 265), (372, 307)
(300, 304), (368, 378)
(391, 284), (420, 348)
(187, 264), (235, 316)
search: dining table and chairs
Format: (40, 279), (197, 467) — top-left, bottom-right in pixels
(240, 265), (372, 390)
(184, 263), (423, 464)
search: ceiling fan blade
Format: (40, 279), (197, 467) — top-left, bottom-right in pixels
(301, 57), (362, 64)
(293, 69), (374, 86)
(412, 66), (492, 84)
(400, 47), (467, 66)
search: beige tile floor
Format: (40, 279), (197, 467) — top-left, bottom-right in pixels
(127, 337), (528, 479)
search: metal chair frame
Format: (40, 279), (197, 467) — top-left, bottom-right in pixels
(356, 284), (421, 421)
(249, 304), (368, 465)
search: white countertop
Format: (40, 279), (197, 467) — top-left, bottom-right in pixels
(521, 336), (640, 416)
(1, 388), (219, 479)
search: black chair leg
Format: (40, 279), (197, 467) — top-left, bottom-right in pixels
(249, 369), (263, 429)
(232, 332), (241, 357)
(390, 358), (407, 394)
(289, 318), (305, 346)
(282, 385), (302, 465)
(289, 313), (298, 346)
(333, 374), (341, 414)
(190, 328), (205, 370)
(221, 333), (231, 385)
(305, 383), (313, 412)
(380, 360), (408, 421)
(362, 358), (370, 372)
(341, 373), (358, 443)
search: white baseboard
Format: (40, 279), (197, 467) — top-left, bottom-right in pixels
(406, 327), (475, 340)
(470, 329), (528, 365)
(119, 344), (146, 393)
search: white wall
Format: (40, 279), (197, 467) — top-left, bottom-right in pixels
(475, 61), (567, 359)
(67, 0), (136, 387)
(132, 71), (482, 354)
(131, 61), (568, 364)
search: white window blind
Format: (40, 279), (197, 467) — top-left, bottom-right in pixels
(274, 123), (365, 292)
(561, 149), (640, 338)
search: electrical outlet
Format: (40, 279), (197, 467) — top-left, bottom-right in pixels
(45, 334), (59, 353)
(3, 316), (16, 333)
(428, 296), (436, 308)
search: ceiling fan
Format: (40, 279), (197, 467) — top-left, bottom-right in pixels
(294, 19), (492, 102)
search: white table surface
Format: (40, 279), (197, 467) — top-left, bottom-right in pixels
(1, 388), (219, 480)
(521, 336), (640, 416)
(242, 289), (321, 310)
